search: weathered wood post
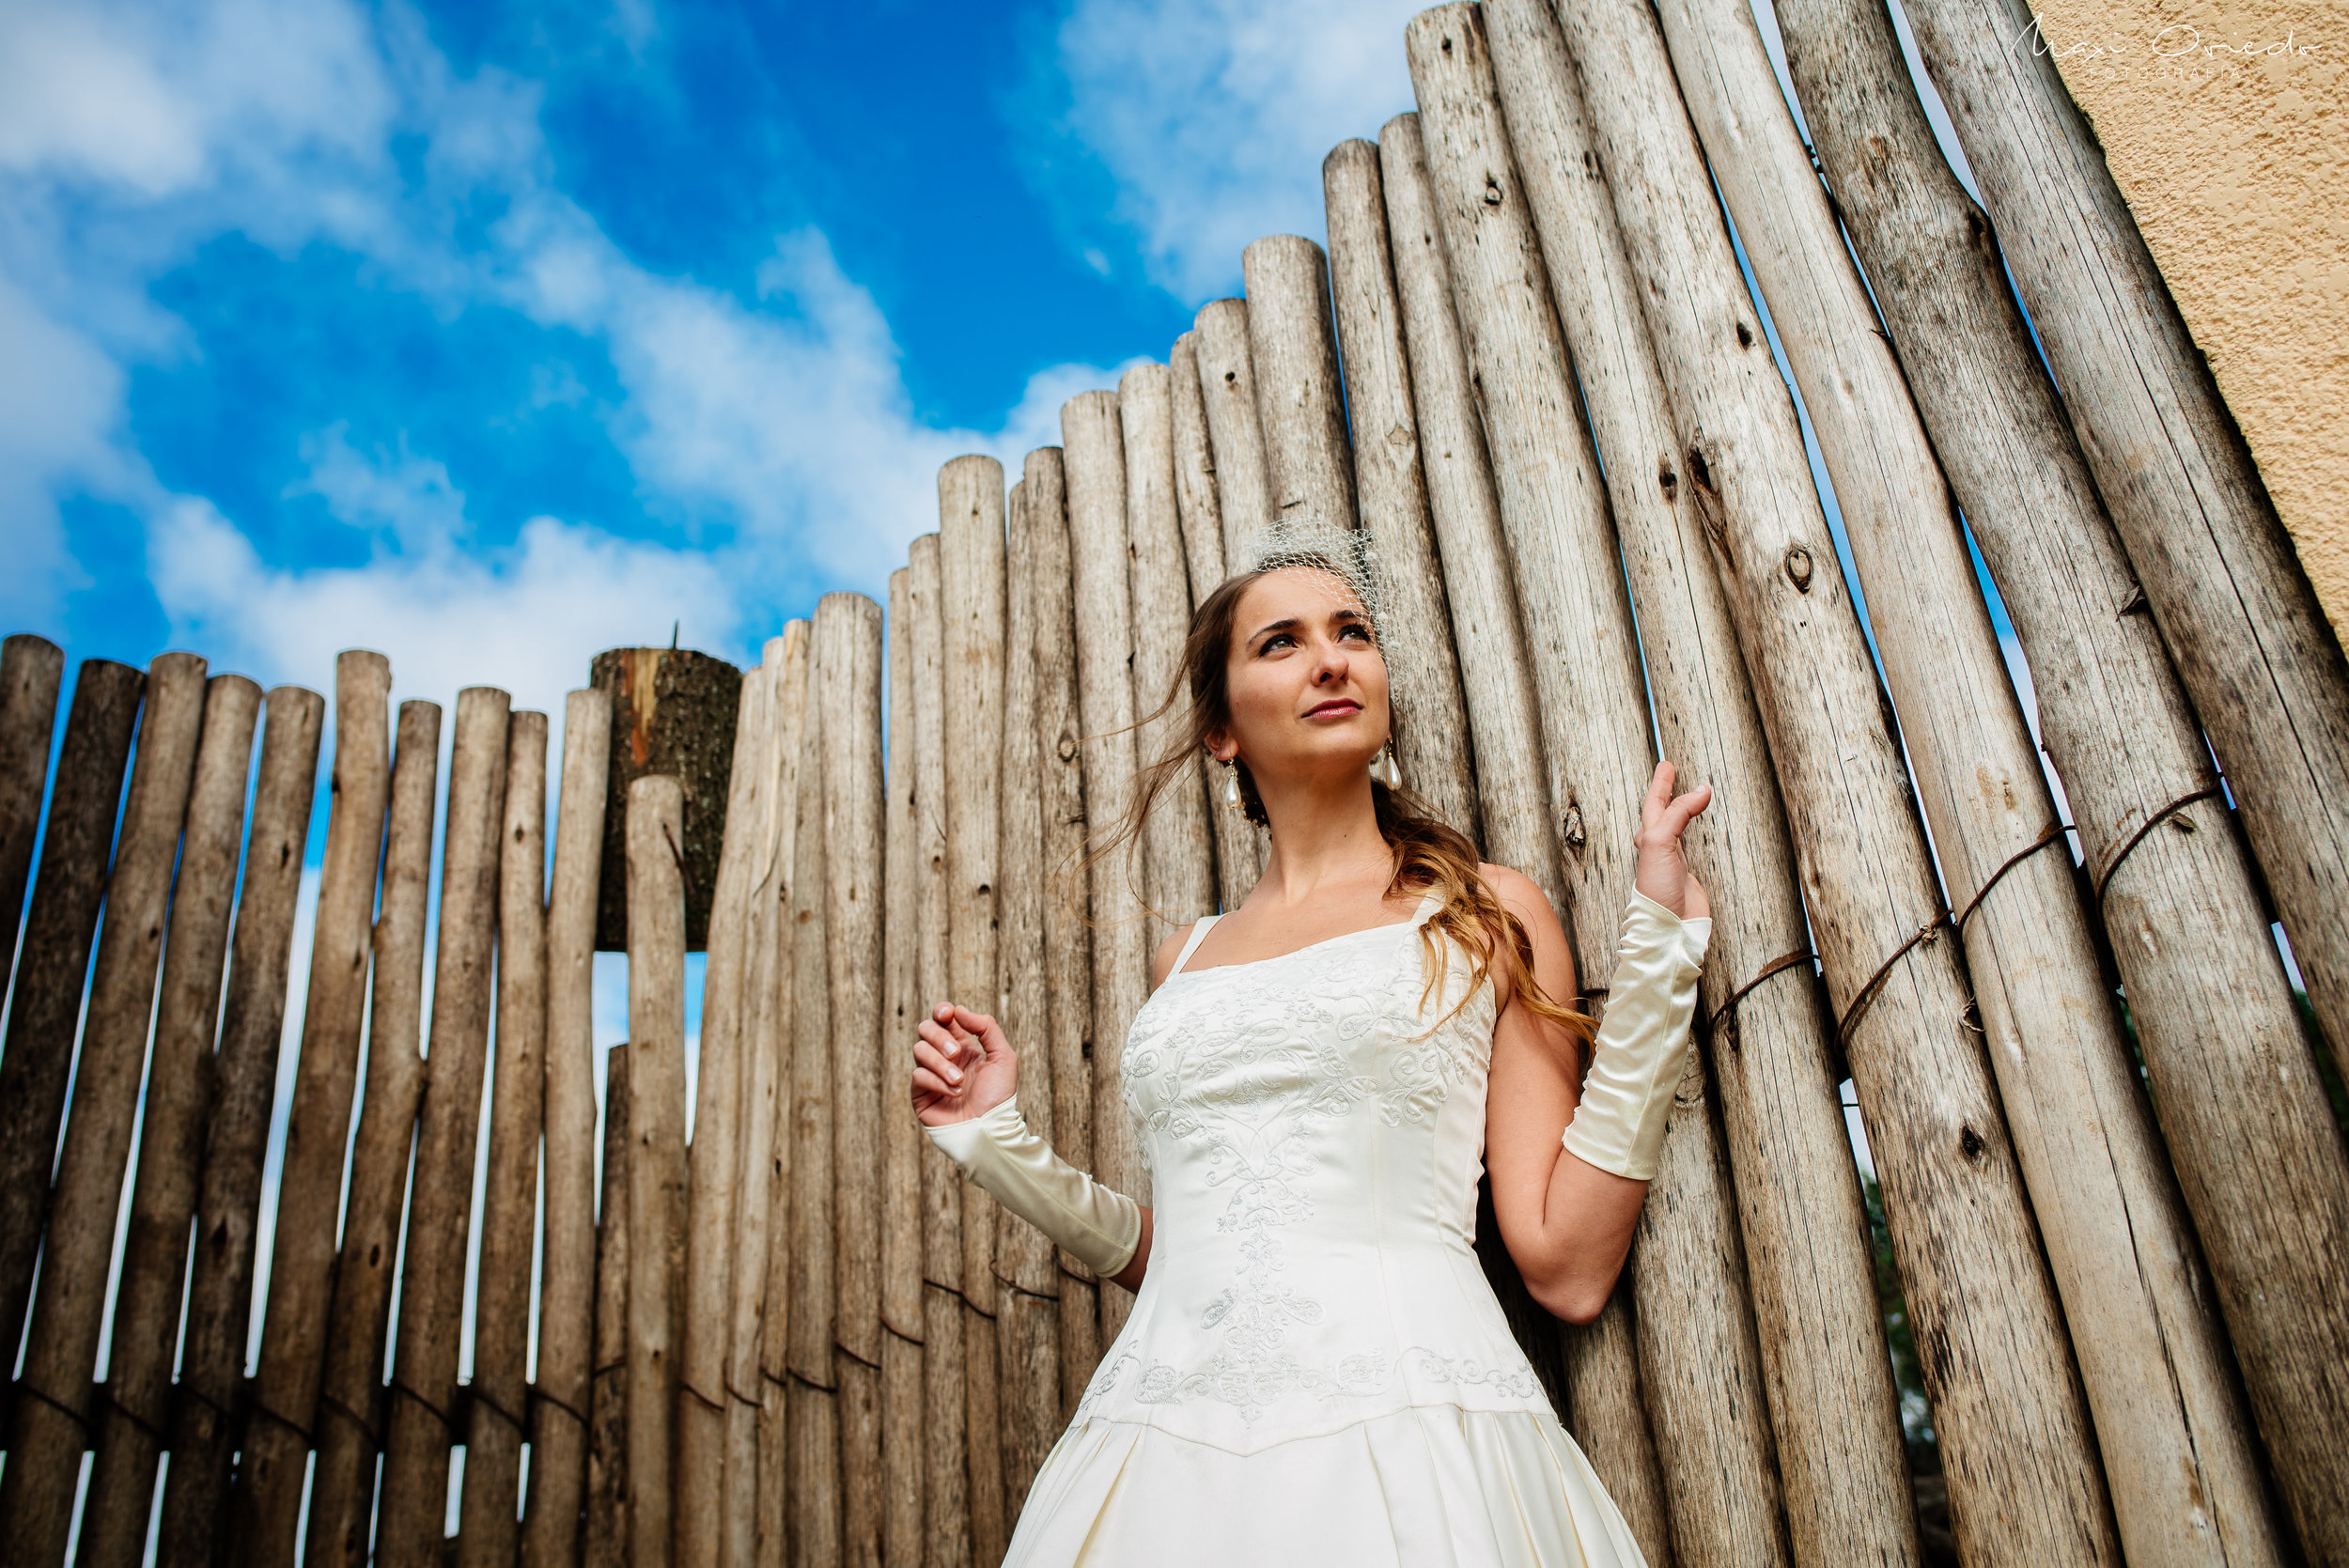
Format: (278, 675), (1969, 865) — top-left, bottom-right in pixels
(459, 709), (552, 1564)
(231, 652), (393, 1566)
(822, 590), (889, 1568)
(588, 1043), (634, 1568)
(1772, 0), (2349, 1546)
(155, 684), (324, 1567)
(1061, 390), (1152, 1347)
(1655, 2), (2283, 1559)
(1243, 235), (1358, 539)
(306, 698), (443, 1568)
(785, 685), (843, 1565)
(1545, 0), (2123, 1557)
(679, 639), (779, 1565)
(0, 634), (63, 1006)
(942, 457), (1012, 1565)
(527, 685), (613, 1568)
(0, 651), (205, 1557)
(0, 656), (141, 1373)
(998, 475), (1065, 1514)
(1025, 445), (1103, 1408)
(1896, 0), (2349, 1118)
(371, 686), (509, 1568)
(1403, 19), (1686, 1560)
(910, 531), (972, 1567)
(594, 647), (743, 952)
(1120, 365), (1218, 929)
(1318, 144), (1481, 842)
(1373, 116), (1562, 908)
(76, 675), (258, 1568)
(1475, 4), (1919, 1561)
(879, 579), (929, 1568)
(626, 772), (690, 1568)
(1191, 299), (1277, 572)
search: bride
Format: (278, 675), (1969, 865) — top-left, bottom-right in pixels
(910, 545), (1713, 1566)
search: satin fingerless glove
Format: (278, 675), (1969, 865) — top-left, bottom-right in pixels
(923, 1097), (1142, 1278)
(1562, 891), (1712, 1182)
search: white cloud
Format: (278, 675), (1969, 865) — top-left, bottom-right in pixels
(1049, 0), (1424, 301)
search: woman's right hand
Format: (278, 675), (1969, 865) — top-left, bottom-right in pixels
(911, 1002), (1019, 1127)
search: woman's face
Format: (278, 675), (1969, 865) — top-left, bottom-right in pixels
(1211, 567), (1392, 787)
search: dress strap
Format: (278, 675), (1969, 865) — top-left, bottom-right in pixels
(1409, 890), (1446, 926)
(1166, 914), (1224, 979)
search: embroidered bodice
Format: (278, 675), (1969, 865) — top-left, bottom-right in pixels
(1077, 897), (1551, 1454)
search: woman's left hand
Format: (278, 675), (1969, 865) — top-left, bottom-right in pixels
(1632, 760), (1712, 920)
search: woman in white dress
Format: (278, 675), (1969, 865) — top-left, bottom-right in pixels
(911, 548), (1713, 1567)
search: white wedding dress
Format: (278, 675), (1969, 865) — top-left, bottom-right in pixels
(1003, 896), (1648, 1567)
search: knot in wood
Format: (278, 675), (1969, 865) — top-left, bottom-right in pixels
(1561, 802), (1586, 850)
(1483, 175), (1504, 206)
(1782, 545), (1815, 593)
(1958, 1124), (1987, 1162)
(1657, 459), (1678, 501)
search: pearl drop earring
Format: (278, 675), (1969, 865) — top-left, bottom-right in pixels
(1221, 759), (1245, 813)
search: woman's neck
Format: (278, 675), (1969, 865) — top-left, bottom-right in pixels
(1252, 772), (1395, 908)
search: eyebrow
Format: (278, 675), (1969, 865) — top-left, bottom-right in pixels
(1246, 608), (1370, 646)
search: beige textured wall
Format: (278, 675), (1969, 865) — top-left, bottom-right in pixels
(2028, 0), (2346, 641)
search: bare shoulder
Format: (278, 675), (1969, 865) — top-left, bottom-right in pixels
(1478, 862), (1563, 937)
(1150, 924), (1197, 990)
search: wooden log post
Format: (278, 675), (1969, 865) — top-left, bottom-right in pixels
(459, 710), (552, 1564)
(755, 640), (815, 1568)
(0, 650), (206, 1556)
(941, 457), (1012, 1565)
(1061, 389), (1152, 1348)
(878, 578), (928, 1568)
(1546, 0), (2124, 1558)
(998, 476), (1064, 1515)
(785, 687), (842, 1567)
(1774, 0), (2349, 1550)
(1657, 4), (2284, 1560)
(1403, 20), (1686, 1560)
(0, 634), (64, 1005)
(624, 773), (691, 1568)
(821, 593), (889, 1568)
(1169, 334), (1261, 909)
(304, 698), (443, 1568)
(230, 652), (394, 1566)
(1191, 299), (1277, 573)
(910, 531), (972, 1568)
(593, 647), (743, 951)
(587, 1042), (634, 1568)
(1025, 446), (1104, 1410)
(371, 687), (511, 1568)
(1120, 365), (1219, 931)
(679, 639), (784, 1567)
(524, 686), (614, 1568)
(1318, 146), (1482, 842)
(75, 675), (259, 1568)
(1243, 235), (1359, 540)
(1896, 0), (2349, 1122)
(154, 684), (324, 1567)
(1374, 115), (1563, 909)
(0, 657), (141, 1374)
(1474, 6), (1919, 1563)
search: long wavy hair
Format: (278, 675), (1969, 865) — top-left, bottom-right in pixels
(1107, 560), (1593, 1042)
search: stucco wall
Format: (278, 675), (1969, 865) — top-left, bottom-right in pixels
(2027, 0), (2346, 644)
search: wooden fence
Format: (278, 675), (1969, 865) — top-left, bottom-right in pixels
(2, 1), (2347, 1565)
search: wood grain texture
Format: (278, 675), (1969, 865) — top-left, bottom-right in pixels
(1543, 0), (2122, 1558)
(369, 687), (508, 1568)
(525, 686), (614, 1568)
(626, 772), (689, 1568)
(232, 652), (393, 1567)
(155, 684), (323, 1568)
(1243, 234), (1358, 537)
(587, 1043), (634, 1568)
(879, 578), (929, 1568)
(0, 634), (63, 1009)
(0, 657), (141, 1375)
(822, 591), (889, 1568)
(1403, 19), (1679, 1560)
(1772, 0), (2349, 1550)
(305, 698), (442, 1568)
(1478, 4), (1915, 1560)
(1120, 365), (1218, 936)
(0, 651), (206, 1561)
(75, 675), (258, 1568)
(1191, 298), (1277, 573)
(1320, 140), (1482, 843)
(1024, 445), (1103, 1410)
(1375, 115), (1563, 908)
(458, 709), (551, 1566)
(1657, 1), (2281, 1560)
